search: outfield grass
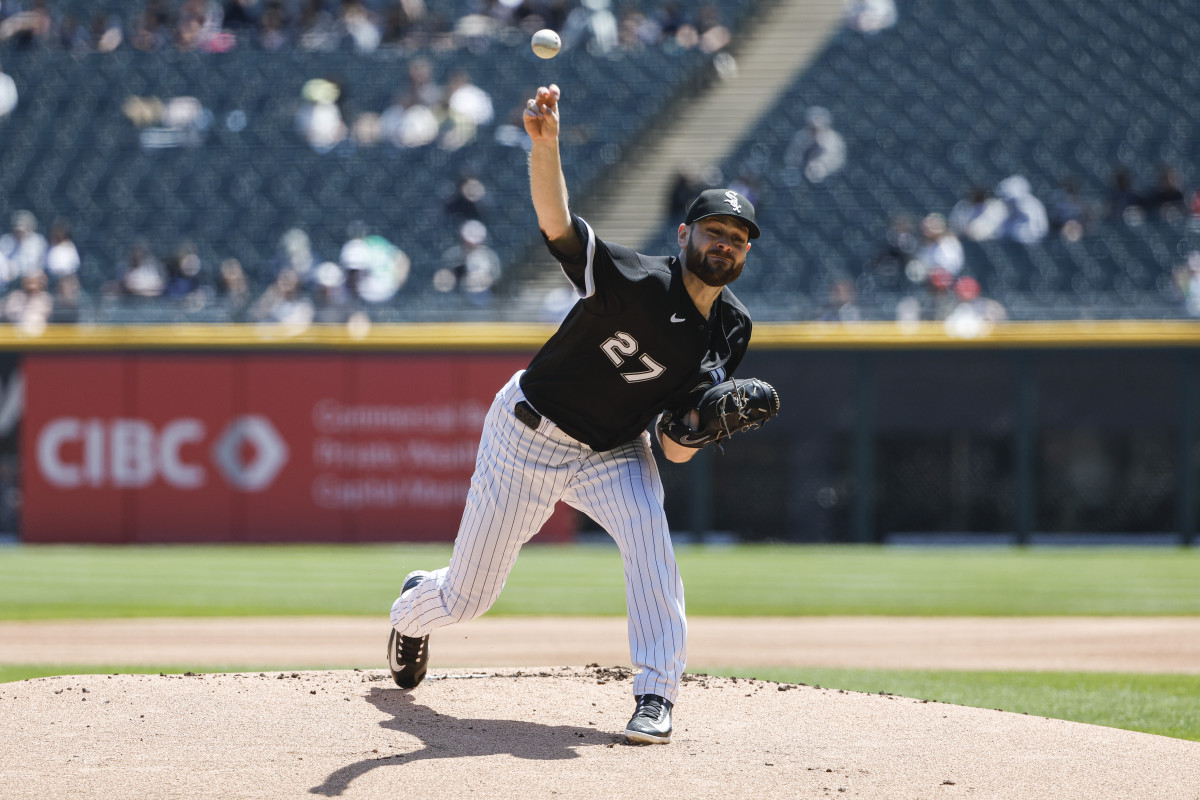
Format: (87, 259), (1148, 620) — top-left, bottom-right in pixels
(697, 666), (1200, 743)
(1, 543), (1198, 619)
(3, 544), (1198, 743)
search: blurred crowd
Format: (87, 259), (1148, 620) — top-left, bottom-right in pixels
(862, 164), (1200, 326)
(0, 0), (734, 57)
(0, 169), (505, 330)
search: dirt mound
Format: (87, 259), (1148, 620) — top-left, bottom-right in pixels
(2, 667), (1196, 800)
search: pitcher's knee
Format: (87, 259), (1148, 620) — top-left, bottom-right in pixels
(445, 585), (499, 624)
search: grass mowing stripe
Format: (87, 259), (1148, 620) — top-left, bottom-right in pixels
(1, 545), (1198, 618)
(695, 666), (1200, 742)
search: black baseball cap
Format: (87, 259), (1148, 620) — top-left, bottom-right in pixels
(684, 189), (760, 239)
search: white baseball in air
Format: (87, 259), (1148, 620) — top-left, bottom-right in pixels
(531, 28), (561, 59)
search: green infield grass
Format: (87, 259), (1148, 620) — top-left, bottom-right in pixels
(697, 666), (1200, 743)
(3, 663), (1196, 743)
(1, 544), (1198, 618)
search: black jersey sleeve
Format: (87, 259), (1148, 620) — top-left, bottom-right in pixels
(541, 213), (647, 314)
(541, 213), (596, 296)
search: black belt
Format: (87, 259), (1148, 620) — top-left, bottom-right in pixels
(514, 400), (542, 430)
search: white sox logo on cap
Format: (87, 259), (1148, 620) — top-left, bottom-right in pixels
(684, 188), (760, 238)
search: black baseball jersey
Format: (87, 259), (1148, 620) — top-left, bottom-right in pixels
(520, 213), (753, 451)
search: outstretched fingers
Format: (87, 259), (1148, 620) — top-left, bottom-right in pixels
(523, 84), (562, 141)
(525, 84), (561, 118)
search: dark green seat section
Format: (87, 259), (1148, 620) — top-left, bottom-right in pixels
(0, 1), (766, 320)
(645, 0), (1200, 320)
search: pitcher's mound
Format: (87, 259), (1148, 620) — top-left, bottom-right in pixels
(1, 667), (1195, 800)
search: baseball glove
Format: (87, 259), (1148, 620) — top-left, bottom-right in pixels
(658, 377), (780, 449)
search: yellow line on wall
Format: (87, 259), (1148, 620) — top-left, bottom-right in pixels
(1, 320), (1199, 351)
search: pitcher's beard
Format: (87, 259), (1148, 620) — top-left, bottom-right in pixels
(684, 240), (744, 287)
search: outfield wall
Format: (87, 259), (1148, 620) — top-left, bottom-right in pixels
(3, 321), (1199, 544)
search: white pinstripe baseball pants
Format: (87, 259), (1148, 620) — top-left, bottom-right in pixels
(390, 370), (687, 703)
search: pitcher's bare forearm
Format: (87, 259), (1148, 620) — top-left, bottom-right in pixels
(529, 141), (578, 252)
(523, 83), (581, 256)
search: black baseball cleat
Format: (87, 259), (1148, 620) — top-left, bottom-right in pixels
(623, 693), (673, 744)
(387, 570), (432, 689)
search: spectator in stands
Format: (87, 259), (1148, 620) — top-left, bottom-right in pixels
(57, 13), (90, 51)
(4, 270), (53, 334)
(912, 212), (964, 279)
(728, 170), (762, 211)
(695, 3), (732, 54)
(1107, 167), (1144, 223)
(312, 261), (351, 323)
(298, 0), (340, 51)
(0, 60), (17, 121)
(44, 220), (80, 280)
(121, 242), (166, 297)
(943, 275), (1006, 338)
(339, 222), (410, 304)
(163, 243), (204, 299)
(652, 2), (687, 41)
(223, 0), (263, 32)
(0, 0), (52, 47)
(925, 266), (957, 319)
(995, 175), (1048, 244)
(1047, 177), (1090, 242)
(90, 13), (124, 52)
(130, 0), (174, 51)
(894, 295), (922, 328)
(297, 76), (348, 153)
(175, 0), (226, 51)
(255, 1), (289, 50)
(433, 219), (501, 306)
(251, 266), (314, 325)
(405, 57), (444, 109)
(866, 214), (918, 291)
(274, 228), (319, 284)
(949, 186), (1006, 241)
(1144, 165), (1186, 220)
(562, 0), (618, 55)
(0, 210), (48, 284)
(50, 273), (84, 324)
(340, 0), (381, 52)
(1173, 251), (1200, 318)
(350, 107), (382, 147)
(617, 7), (663, 50)
(440, 70), (493, 151)
(667, 162), (717, 219)
(380, 1), (427, 47)
(216, 257), (250, 319)
(379, 90), (439, 148)
(444, 174), (488, 223)
(517, 1), (568, 34)
(819, 275), (862, 322)
(785, 106), (846, 183)
(494, 100), (536, 151)
(844, 0), (896, 34)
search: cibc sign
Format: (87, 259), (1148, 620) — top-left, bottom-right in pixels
(36, 416), (286, 491)
(21, 354), (575, 544)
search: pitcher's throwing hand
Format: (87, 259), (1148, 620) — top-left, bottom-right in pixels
(523, 83), (560, 143)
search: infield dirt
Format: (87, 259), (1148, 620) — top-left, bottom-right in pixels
(3, 616), (1200, 799)
(3, 666), (1198, 800)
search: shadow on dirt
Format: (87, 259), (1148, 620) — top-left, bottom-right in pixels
(310, 686), (614, 796)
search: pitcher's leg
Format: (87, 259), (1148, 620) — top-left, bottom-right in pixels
(391, 389), (580, 638)
(566, 432), (686, 703)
